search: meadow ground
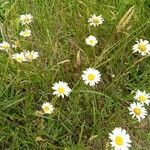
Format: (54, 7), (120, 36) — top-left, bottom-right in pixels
(0, 0), (150, 149)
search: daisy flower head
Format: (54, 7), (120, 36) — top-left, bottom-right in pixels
(24, 50), (39, 61)
(20, 29), (31, 37)
(0, 41), (10, 51)
(88, 14), (104, 27)
(12, 52), (27, 63)
(128, 102), (147, 122)
(134, 90), (150, 105)
(132, 39), (150, 56)
(42, 102), (54, 114)
(20, 14), (33, 25)
(82, 68), (101, 87)
(52, 81), (71, 98)
(85, 35), (98, 47)
(109, 127), (132, 150)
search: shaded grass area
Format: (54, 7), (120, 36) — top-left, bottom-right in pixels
(0, 0), (150, 149)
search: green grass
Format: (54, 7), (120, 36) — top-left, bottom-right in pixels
(0, 0), (150, 149)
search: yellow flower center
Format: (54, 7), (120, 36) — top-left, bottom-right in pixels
(88, 73), (95, 81)
(139, 95), (146, 102)
(89, 40), (94, 44)
(115, 136), (124, 146)
(2, 45), (9, 49)
(16, 57), (23, 62)
(24, 18), (30, 23)
(24, 31), (30, 36)
(138, 44), (146, 52)
(43, 106), (49, 112)
(58, 87), (65, 93)
(133, 108), (141, 116)
(92, 18), (99, 24)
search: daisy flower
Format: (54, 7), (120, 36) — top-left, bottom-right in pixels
(52, 81), (71, 98)
(42, 102), (54, 114)
(24, 50), (39, 61)
(82, 68), (101, 87)
(20, 29), (31, 37)
(20, 14), (33, 25)
(12, 52), (27, 63)
(0, 41), (10, 51)
(88, 14), (104, 27)
(128, 102), (147, 122)
(109, 127), (132, 150)
(85, 35), (98, 47)
(132, 39), (150, 56)
(134, 90), (150, 105)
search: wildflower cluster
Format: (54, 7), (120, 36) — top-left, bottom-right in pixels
(1, 12), (150, 150)
(85, 14), (104, 46)
(19, 14), (32, 37)
(0, 14), (39, 63)
(40, 68), (101, 114)
(128, 90), (150, 122)
(12, 51), (39, 63)
(85, 14), (150, 150)
(109, 90), (150, 150)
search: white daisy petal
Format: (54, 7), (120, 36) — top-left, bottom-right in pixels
(88, 14), (104, 27)
(24, 50), (39, 61)
(12, 52), (27, 63)
(132, 39), (150, 56)
(42, 102), (54, 114)
(82, 68), (101, 87)
(128, 102), (147, 122)
(109, 127), (132, 150)
(20, 29), (32, 37)
(85, 35), (98, 47)
(20, 14), (33, 25)
(0, 41), (10, 51)
(134, 90), (150, 105)
(52, 81), (71, 98)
